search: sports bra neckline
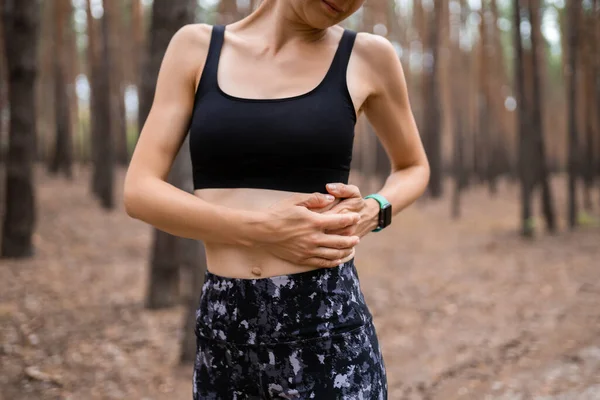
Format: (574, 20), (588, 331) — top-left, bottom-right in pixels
(211, 24), (352, 104)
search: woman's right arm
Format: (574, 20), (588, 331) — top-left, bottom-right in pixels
(123, 25), (360, 267)
(124, 24), (253, 245)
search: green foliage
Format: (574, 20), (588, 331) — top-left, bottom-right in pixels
(525, 216), (536, 231)
(578, 211), (600, 228)
(127, 121), (139, 156)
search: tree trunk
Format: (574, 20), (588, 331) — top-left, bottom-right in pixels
(48, 0), (73, 178)
(529, 0), (556, 233)
(514, 0), (534, 237)
(451, 114), (464, 219)
(450, 0), (467, 218)
(489, 0), (511, 186)
(0, 0), (5, 165)
(595, 0), (600, 206)
(423, 0), (443, 198)
(180, 240), (207, 363)
(581, 6), (594, 211)
(1, 0), (40, 258)
(357, 0), (386, 193)
(65, 5), (80, 162)
(141, 0), (197, 310)
(567, 0), (580, 229)
(366, 0), (391, 184)
(96, 1), (115, 209)
(413, 0), (427, 144)
(478, 5), (492, 192)
(104, 0), (129, 165)
(131, 0), (144, 89)
(87, 0), (101, 196)
(35, 0), (55, 164)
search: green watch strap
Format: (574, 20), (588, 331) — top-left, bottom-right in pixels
(364, 194), (391, 232)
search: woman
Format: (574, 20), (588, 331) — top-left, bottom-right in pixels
(124, 0), (429, 397)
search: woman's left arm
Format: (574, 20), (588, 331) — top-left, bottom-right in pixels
(323, 33), (430, 237)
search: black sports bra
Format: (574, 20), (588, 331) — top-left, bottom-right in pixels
(188, 25), (357, 194)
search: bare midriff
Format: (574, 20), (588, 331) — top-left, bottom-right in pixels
(194, 187), (356, 279)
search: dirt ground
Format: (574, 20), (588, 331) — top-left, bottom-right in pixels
(1, 166), (600, 400)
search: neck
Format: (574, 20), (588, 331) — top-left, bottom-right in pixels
(236, 0), (328, 52)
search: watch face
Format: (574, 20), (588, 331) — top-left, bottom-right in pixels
(380, 203), (392, 228)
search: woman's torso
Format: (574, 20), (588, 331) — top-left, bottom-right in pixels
(189, 23), (372, 279)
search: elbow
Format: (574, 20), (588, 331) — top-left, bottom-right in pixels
(123, 175), (143, 220)
(123, 191), (139, 219)
(418, 158), (431, 196)
(421, 158), (431, 188)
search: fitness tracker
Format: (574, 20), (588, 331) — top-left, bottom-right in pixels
(364, 194), (392, 232)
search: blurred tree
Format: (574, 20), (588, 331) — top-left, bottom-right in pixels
(514, 0), (534, 237)
(451, 0), (469, 218)
(473, 0), (505, 190)
(567, 0), (581, 229)
(358, 0), (390, 193)
(95, 0), (115, 209)
(387, 0), (402, 43)
(529, 0), (556, 233)
(131, 0), (144, 91)
(35, 0), (55, 163)
(596, 0), (600, 195)
(490, 1), (515, 181)
(423, 0), (443, 198)
(413, 0), (427, 143)
(218, 0), (239, 25)
(104, 0), (128, 165)
(140, 0), (202, 312)
(48, 0), (73, 178)
(65, 2), (80, 161)
(1, 0), (40, 257)
(0, 0), (5, 162)
(180, 240), (207, 363)
(582, 3), (595, 210)
(87, 0), (104, 198)
(478, 2), (492, 190)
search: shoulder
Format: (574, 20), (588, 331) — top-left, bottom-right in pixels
(160, 24), (215, 85)
(168, 23), (213, 54)
(351, 32), (406, 93)
(353, 32), (399, 63)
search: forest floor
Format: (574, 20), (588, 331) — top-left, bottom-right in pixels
(1, 166), (600, 400)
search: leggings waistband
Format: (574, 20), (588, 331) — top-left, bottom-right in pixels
(195, 258), (372, 345)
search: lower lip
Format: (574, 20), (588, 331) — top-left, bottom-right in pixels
(321, 0), (341, 13)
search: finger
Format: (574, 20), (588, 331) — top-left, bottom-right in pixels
(311, 246), (354, 261)
(314, 212), (360, 231)
(293, 192), (336, 209)
(309, 197), (342, 213)
(324, 226), (357, 237)
(303, 256), (347, 269)
(323, 198), (363, 215)
(314, 233), (359, 249)
(326, 183), (361, 198)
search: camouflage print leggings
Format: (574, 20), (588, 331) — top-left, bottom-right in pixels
(193, 258), (388, 399)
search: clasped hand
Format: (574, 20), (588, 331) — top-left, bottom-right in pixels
(255, 183), (377, 269)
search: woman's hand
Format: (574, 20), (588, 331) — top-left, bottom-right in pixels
(317, 183), (380, 238)
(252, 192), (362, 268)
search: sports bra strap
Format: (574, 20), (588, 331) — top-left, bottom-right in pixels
(336, 29), (357, 74)
(197, 25), (225, 92)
